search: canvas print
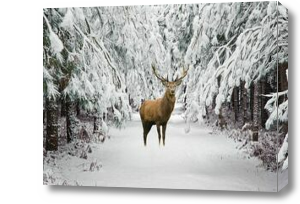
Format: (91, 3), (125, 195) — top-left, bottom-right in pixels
(43, 1), (288, 192)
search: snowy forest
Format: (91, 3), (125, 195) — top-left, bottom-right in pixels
(43, 2), (288, 191)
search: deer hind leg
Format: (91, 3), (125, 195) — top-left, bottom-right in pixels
(156, 124), (161, 145)
(143, 122), (152, 146)
(163, 124), (167, 146)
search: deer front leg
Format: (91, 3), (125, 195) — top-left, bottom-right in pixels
(162, 124), (167, 146)
(143, 122), (152, 146)
(156, 123), (161, 145)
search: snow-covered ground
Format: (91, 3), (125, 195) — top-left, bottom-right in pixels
(45, 104), (287, 192)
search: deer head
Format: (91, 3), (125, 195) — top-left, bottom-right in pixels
(151, 64), (189, 97)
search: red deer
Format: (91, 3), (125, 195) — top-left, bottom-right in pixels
(139, 64), (189, 146)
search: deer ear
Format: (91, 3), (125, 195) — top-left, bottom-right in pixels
(175, 80), (182, 86)
(162, 81), (168, 87)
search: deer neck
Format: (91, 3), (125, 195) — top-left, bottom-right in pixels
(161, 91), (176, 115)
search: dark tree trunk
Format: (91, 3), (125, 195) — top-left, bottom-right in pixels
(231, 90), (234, 111)
(60, 98), (67, 117)
(212, 95), (217, 110)
(43, 97), (47, 126)
(43, 107), (46, 126)
(59, 75), (71, 118)
(103, 112), (107, 122)
(43, 96), (46, 125)
(279, 123), (288, 141)
(46, 97), (58, 151)
(205, 106), (209, 120)
(183, 85), (187, 106)
(128, 94), (131, 106)
(241, 81), (248, 125)
(76, 100), (81, 116)
(278, 62), (288, 93)
(66, 96), (76, 143)
(213, 77), (221, 111)
(93, 113), (101, 133)
(252, 82), (261, 142)
(260, 76), (269, 129)
(233, 87), (239, 123)
(278, 63), (288, 137)
(218, 107), (226, 130)
(250, 83), (254, 121)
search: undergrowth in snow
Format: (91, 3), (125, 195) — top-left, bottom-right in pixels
(200, 106), (285, 172)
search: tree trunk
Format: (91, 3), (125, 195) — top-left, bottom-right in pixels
(260, 76), (269, 128)
(233, 87), (239, 123)
(66, 96), (76, 143)
(93, 112), (101, 133)
(60, 98), (67, 117)
(252, 82), (260, 142)
(43, 96), (47, 125)
(76, 100), (81, 116)
(278, 63), (288, 137)
(278, 62), (288, 93)
(218, 107), (226, 130)
(103, 112), (106, 121)
(205, 106), (209, 120)
(43, 107), (46, 126)
(230, 89), (235, 111)
(242, 81), (248, 125)
(59, 76), (68, 117)
(250, 83), (254, 121)
(46, 97), (58, 151)
(212, 95), (217, 110)
(183, 85), (187, 107)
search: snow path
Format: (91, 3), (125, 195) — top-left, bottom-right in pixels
(57, 105), (279, 192)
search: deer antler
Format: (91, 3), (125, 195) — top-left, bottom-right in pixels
(174, 66), (189, 83)
(152, 64), (168, 82)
